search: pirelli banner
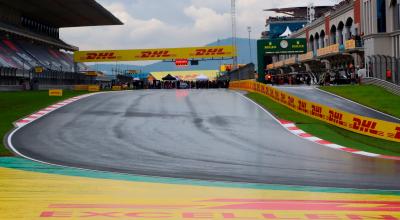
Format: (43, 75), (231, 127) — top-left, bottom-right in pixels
(74, 46), (236, 62)
(230, 80), (400, 143)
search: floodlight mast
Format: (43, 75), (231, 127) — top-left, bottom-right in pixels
(231, 0), (238, 71)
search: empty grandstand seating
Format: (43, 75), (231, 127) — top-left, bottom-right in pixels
(0, 35), (90, 87)
(0, 36), (84, 72)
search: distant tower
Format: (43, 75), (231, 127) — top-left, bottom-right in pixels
(231, 0), (238, 70)
(307, 3), (315, 23)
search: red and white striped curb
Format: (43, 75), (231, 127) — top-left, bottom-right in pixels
(14, 93), (97, 128)
(278, 119), (400, 161)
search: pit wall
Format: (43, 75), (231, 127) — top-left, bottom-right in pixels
(229, 80), (400, 143)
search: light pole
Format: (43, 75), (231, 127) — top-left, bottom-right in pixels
(247, 26), (252, 64)
(231, 0), (238, 70)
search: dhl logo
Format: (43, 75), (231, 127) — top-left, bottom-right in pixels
(395, 127), (400, 139)
(352, 118), (378, 134)
(311, 105), (323, 118)
(328, 110), (344, 125)
(139, 50), (172, 58)
(84, 52), (117, 60)
(195, 48), (229, 56)
(297, 100), (308, 113)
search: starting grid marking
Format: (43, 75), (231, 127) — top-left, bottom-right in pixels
(14, 93), (96, 128)
(278, 119), (400, 161)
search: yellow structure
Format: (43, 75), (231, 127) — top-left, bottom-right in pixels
(151, 70), (219, 81)
(48, 89), (63, 97)
(74, 46), (236, 62)
(112, 86), (122, 91)
(88, 85), (100, 92)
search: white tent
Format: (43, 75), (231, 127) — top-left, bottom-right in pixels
(195, 75), (209, 81)
(280, 26), (292, 38)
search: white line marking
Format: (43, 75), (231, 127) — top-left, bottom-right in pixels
(354, 151), (380, 157)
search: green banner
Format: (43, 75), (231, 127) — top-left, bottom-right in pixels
(259, 38), (307, 55)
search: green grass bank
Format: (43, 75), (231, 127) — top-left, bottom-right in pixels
(0, 90), (89, 156)
(246, 92), (400, 157)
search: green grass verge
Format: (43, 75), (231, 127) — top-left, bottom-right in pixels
(0, 90), (90, 156)
(320, 85), (400, 119)
(246, 92), (400, 156)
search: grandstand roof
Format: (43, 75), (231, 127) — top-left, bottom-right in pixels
(264, 6), (332, 18)
(0, 0), (123, 28)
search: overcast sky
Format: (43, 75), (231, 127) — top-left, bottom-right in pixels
(60, 0), (338, 51)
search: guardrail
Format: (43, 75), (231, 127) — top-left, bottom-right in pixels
(363, 77), (400, 96)
(230, 80), (400, 143)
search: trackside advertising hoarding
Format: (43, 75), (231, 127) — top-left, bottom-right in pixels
(74, 46), (236, 62)
(230, 80), (400, 143)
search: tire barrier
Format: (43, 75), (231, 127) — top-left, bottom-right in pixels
(230, 80), (400, 143)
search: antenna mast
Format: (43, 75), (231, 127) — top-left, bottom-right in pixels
(231, 0), (238, 70)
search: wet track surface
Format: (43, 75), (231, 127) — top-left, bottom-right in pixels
(278, 86), (400, 123)
(10, 90), (400, 190)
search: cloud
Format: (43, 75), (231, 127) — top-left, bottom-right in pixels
(60, 0), (337, 51)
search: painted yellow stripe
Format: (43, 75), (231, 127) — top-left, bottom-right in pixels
(1, 166), (400, 219)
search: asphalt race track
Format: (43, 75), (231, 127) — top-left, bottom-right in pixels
(9, 90), (400, 189)
(278, 86), (400, 123)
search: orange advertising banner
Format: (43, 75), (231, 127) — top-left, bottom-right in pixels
(74, 46), (236, 62)
(230, 80), (400, 143)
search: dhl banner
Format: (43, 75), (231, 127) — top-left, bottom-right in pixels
(74, 46), (236, 62)
(230, 80), (400, 143)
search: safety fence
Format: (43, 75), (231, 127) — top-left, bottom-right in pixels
(230, 80), (400, 143)
(367, 55), (400, 85)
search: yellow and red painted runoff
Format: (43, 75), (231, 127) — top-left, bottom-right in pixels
(0, 157), (400, 219)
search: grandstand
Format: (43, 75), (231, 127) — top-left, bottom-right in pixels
(0, 0), (122, 90)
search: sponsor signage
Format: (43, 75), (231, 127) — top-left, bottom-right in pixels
(88, 85), (100, 92)
(230, 80), (400, 143)
(48, 89), (63, 97)
(38, 200), (400, 219)
(175, 59), (189, 67)
(345, 39), (356, 50)
(259, 38), (307, 55)
(112, 86), (122, 91)
(74, 46), (236, 62)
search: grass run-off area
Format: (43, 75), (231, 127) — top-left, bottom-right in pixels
(0, 90), (89, 156)
(320, 85), (400, 119)
(246, 92), (400, 157)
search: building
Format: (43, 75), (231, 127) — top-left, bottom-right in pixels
(261, 0), (400, 86)
(261, 0), (364, 84)
(261, 6), (332, 39)
(258, 5), (334, 82)
(362, 0), (400, 85)
(0, 0), (122, 90)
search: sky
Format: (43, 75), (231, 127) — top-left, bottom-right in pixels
(60, 0), (338, 51)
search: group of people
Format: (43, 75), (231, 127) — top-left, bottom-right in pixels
(268, 74), (313, 86)
(148, 80), (230, 89)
